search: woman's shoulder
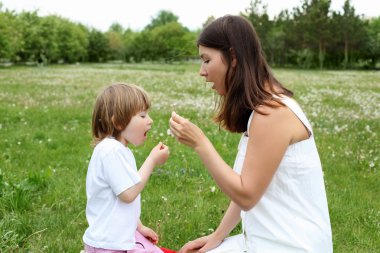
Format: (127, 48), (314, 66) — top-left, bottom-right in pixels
(255, 100), (289, 117)
(252, 102), (297, 133)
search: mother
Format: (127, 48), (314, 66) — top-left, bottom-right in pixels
(169, 15), (332, 253)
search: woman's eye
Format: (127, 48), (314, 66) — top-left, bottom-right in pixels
(200, 58), (210, 64)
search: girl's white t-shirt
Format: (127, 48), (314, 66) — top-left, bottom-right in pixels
(83, 137), (141, 250)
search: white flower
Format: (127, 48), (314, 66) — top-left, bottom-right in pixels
(210, 186), (216, 193)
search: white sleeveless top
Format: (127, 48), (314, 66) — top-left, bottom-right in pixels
(233, 96), (333, 253)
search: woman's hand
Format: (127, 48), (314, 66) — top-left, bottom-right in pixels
(179, 233), (223, 253)
(169, 111), (206, 150)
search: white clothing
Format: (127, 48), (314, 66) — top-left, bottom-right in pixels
(83, 137), (142, 250)
(210, 96), (333, 253)
(207, 234), (246, 253)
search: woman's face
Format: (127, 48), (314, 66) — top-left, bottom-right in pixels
(199, 45), (228, 96)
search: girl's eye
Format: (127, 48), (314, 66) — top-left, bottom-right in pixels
(140, 112), (148, 118)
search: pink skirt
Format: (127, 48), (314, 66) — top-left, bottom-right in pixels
(84, 231), (167, 253)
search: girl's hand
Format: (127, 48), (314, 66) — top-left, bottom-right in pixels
(169, 111), (206, 149)
(149, 142), (169, 166)
(138, 225), (159, 244)
(179, 233), (223, 253)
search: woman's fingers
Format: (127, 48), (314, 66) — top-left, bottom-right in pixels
(179, 240), (201, 253)
(171, 111), (187, 124)
(169, 119), (179, 137)
(169, 112), (184, 138)
(169, 111), (199, 147)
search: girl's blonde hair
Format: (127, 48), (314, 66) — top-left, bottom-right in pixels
(91, 83), (150, 145)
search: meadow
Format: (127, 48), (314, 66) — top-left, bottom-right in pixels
(0, 63), (379, 252)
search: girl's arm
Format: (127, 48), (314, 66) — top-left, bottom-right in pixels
(118, 143), (169, 203)
(137, 220), (159, 244)
(170, 107), (305, 211)
(179, 201), (241, 253)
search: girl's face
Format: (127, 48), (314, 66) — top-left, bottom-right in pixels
(118, 110), (153, 146)
(199, 45), (228, 96)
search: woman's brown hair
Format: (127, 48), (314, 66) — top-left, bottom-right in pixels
(91, 83), (150, 145)
(197, 15), (293, 133)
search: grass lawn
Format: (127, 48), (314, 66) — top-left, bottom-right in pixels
(0, 63), (379, 252)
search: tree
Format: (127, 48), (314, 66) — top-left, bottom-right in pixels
(365, 17), (380, 68)
(331, 0), (366, 68)
(87, 29), (108, 62)
(149, 22), (195, 62)
(145, 10), (179, 30)
(0, 10), (22, 61)
(243, 0), (273, 58)
(56, 19), (88, 63)
(16, 11), (44, 62)
(38, 16), (62, 63)
(106, 23), (125, 61)
(126, 10), (196, 62)
(293, 0), (332, 69)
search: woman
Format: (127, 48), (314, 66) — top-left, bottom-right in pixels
(169, 15), (332, 253)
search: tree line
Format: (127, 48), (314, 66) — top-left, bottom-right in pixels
(0, 0), (379, 69)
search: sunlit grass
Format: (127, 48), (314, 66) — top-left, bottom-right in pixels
(0, 64), (379, 252)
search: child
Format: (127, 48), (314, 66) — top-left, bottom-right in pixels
(83, 83), (171, 253)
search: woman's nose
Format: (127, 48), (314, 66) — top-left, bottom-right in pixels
(199, 66), (207, 76)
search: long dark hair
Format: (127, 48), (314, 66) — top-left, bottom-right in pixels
(197, 15), (293, 133)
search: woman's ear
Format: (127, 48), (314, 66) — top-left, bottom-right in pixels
(230, 48), (237, 67)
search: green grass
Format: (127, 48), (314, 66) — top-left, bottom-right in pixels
(0, 64), (379, 252)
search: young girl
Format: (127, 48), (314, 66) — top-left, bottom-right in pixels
(83, 83), (170, 253)
(170, 15), (333, 253)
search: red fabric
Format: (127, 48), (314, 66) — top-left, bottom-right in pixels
(160, 247), (176, 253)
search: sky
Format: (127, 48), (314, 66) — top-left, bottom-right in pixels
(1, 0), (379, 31)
